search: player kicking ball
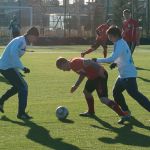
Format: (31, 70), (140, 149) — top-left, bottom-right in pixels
(56, 57), (128, 123)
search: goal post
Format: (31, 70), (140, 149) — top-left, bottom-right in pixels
(0, 6), (32, 44)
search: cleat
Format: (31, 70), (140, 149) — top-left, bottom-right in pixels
(79, 111), (95, 117)
(118, 115), (131, 124)
(0, 104), (4, 113)
(17, 113), (32, 120)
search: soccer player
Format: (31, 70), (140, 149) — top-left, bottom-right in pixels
(9, 15), (21, 38)
(56, 57), (128, 121)
(94, 26), (150, 123)
(122, 9), (140, 54)
(81, 19), (112, 58)
(0, 27), (39, 119)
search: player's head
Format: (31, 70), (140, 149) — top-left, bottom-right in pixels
(123, 9), (131, 19)
(26, 27), (39, 43)
(56, 57), (71, 71)
(106, 26), (121, 42)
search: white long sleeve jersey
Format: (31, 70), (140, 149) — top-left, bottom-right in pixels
(0, 36), (26, 70)
(97, 38), (137, 78)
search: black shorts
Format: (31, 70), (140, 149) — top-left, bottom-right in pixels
(84, 71), (108, 98)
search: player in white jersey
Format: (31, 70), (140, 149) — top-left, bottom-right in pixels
(93, 26), (150, 124)
(0, 27), (39, 120)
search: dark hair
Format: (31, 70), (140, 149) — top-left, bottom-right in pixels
(27, 27), (39, 36)
(123, 9), (131, 14)
(106, 26), (122, 38)
(56, 57), (67, 69)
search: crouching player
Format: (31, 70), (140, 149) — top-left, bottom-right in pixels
(56, 57), (128, 123)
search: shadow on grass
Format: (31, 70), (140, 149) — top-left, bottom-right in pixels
(0, 75), (10, 85)
(136, 67), (150, 71)
(0, 116), (80, 150)
(137, 77), (150, 83)
(58, 118), (74, 124)
(90, 115), (150, 147)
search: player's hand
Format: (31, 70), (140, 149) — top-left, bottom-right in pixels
(23, 67), (30, 73)
(92, 58), (97, 62)
(70, 85), (78, 93)
(109, 63), (117, 70)
(81, 52), (85, 57)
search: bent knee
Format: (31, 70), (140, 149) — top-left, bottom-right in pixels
(99, 97), (109, 104)
(83, 89), (92, 97)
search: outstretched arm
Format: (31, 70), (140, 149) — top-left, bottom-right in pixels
(70, 73), (85, 93)
(81, 41), (100, 57)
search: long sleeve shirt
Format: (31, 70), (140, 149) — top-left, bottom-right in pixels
(0, 36), (27, 70)
(97, 38), (137, 78)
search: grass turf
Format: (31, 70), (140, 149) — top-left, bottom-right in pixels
(0, 45), (149, 150)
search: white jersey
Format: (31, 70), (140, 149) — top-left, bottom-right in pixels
(0, 36), (26, 70)
(97, 38), (137, 78)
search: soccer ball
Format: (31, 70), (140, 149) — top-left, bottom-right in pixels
(56, 106), (69, 120)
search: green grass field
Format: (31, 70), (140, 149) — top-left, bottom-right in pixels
(0, 45), (149, 150)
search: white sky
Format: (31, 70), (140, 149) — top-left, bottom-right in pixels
(59, 0), (89, 5)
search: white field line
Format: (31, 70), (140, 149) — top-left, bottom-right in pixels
(27, 51), (81, 53)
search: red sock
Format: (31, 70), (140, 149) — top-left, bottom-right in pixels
(107, 100), (125, 116)
(85, 96), (95, 113)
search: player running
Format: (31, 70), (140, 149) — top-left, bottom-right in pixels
(93, 26), (150, 124)
(56, 57), (128, 122)
(0, 27), (39, 120)
(81, 19), (112, 58)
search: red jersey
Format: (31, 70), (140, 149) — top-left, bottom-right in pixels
(69, 57), (106, 80)
(96, 23), (110, 42)
(122, 18), (139, 42)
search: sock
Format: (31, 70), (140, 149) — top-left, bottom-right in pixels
(107, 100), (125, 116)
(85, 96), (95, 113)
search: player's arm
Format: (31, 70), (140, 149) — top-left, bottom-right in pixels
(81, 41), (100, 57)
(96, 42), (123, 64)
(70, 73), (85, 93)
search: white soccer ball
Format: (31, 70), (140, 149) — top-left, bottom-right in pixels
(56, 106), (69, 120)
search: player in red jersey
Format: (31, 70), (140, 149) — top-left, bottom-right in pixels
(56, 57), (128, 121)
(122, 9), (140, 54)
(81, 19), (112, 58)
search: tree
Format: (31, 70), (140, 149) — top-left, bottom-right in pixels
(112, 0), (129, 27)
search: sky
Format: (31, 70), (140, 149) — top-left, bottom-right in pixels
(59, 0), (89, 5)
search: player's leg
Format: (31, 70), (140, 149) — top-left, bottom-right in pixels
(0, 69), (31, 119)
(113, 78), (132, 124)
(130, 42), (136, 54)
(127, 42), (136, 55)
(101, 43), (107, 58)
(96, 73), (126, 117)
(80, 79), (96, 116)
(126, 78), (150, 112)
(113, 78), (130, 112)
(0, 86), (17, 113)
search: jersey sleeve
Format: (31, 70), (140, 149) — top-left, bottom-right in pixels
(97, 40), (123, 63)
